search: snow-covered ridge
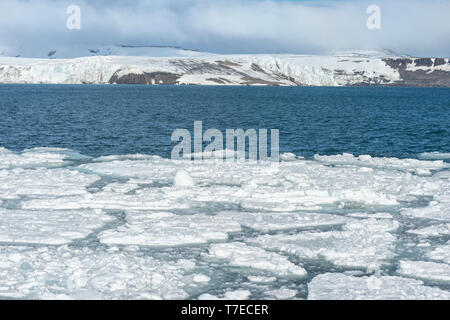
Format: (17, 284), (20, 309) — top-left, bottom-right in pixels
(0, 50), (448, 87)
(0, 44), (204, 59)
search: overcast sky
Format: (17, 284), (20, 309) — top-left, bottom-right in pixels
(0, 0), (449, 56)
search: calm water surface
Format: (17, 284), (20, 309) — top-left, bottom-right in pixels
(0, 84), (448, 158)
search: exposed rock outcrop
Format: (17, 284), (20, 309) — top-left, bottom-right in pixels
(109, 71), (181, 85)
(383, 58), (450, 87)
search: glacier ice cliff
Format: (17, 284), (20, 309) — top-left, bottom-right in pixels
(0, 51), (449, 87)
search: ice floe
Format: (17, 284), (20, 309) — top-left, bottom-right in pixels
(0, 168), (99, 200)
(265, 288), (298, 299)
(206, 242), (307, 276)
(247, 276), (277, 283)
(248, 219), (399, 269)
(216, 211), (348, 232)
(428, 242), (450, 264)
(347, 212), (393, 219)
(408, 224), (450, 237)
(192, 274), (211, 283)
(308, 273), (450, 300)
(314, 153), (448, 174)
(419, 152), (450, 160)
(0, 208), (112, 245)
(22, 184), (199, 211)
(0, 147), (87, 169)
(99, 212), (241, 246)
(397, 261), (450, 283)
(402, 202), (450, 221)
(0, 245), (197, 299)
(0, 147), (449, 299)
(223, 290), (252, 300)
(92, 154), (154, 162)
(18, 151), (444, 215)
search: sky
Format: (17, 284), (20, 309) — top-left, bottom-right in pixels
(0, 0), (449, 56)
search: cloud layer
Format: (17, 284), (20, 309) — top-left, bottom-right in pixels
(0, 0), (449, 56)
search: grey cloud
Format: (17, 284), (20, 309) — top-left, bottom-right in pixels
(0, 0), (449, 56)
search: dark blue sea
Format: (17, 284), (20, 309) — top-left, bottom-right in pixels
(0, 84), (449, 158)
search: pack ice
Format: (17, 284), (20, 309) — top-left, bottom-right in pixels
(0, 147), (449, 299)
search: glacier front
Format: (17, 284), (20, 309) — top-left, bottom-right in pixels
(1, 50), (449, 87)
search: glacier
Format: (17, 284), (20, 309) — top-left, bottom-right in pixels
(0, 49), (449, 87)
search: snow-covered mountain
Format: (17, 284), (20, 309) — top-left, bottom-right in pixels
(0, 46), (449, 87)
(0, 44), (204, 59)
